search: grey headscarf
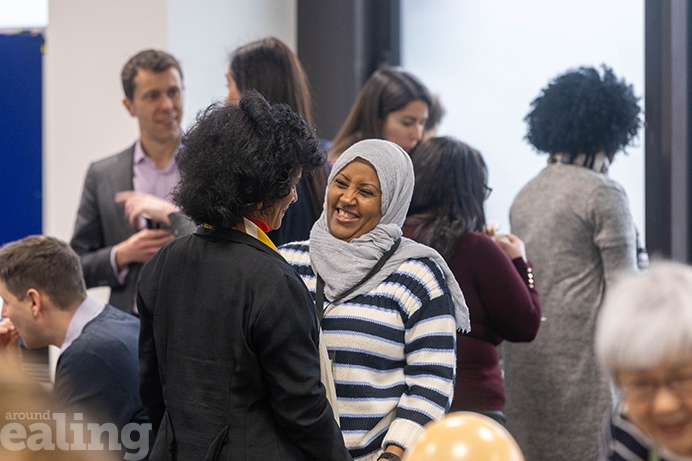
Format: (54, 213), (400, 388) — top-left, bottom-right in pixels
(309, 139), (470, 331)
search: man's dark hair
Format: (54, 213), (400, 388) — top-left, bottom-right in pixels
(173, 90), (324, 229)
(525, 65), (641, 159)
(0, 236), (86, 310)
(121, 49), (183, 100)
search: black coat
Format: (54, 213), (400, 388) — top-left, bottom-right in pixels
(138, 225), (351, 461)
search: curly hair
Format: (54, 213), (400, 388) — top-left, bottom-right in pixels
(408, 137), (487, 261)
(525, 65), (641, 158)
(173, 91), (323, 229)
(328, 66), (432, 160)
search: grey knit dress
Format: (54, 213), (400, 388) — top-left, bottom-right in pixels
(504, 163), (638, 461)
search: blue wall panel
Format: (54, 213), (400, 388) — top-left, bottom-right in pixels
(0, 33), (43, 245)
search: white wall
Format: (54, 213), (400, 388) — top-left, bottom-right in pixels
(44, 0), (168, 243)
(0, 0), (48, 28)
(401, 0), (645, 236)
(167, 0), (297, 129)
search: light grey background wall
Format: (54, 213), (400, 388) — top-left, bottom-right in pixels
(0, 0), (47, 28)
(401, 0), (645, 238)
(166, 0), (297, 130)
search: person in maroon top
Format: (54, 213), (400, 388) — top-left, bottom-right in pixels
(403, 137), (542, 424)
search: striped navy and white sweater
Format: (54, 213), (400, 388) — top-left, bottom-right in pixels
(280, 241), (457, 461)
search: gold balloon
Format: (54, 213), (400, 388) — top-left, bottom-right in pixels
(405, 412), (524, 461)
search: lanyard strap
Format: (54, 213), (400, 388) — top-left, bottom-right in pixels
(314, 238), (401, 326)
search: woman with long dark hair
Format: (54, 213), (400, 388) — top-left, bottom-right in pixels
(403, 137), (542, 424)
(225, 37), (328, 246)
(327, 67), (432, 163)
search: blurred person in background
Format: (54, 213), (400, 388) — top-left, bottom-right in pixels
(70, 49), (193, 314)
(597, 261), (692, 461)
(503, 65), (642, 460)
(225, 37), (329, 246)
(327, 67), (432, 163)
(0, 235), (148, 460)
(403, 137), (542, 425)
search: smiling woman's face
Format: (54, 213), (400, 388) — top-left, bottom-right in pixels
(326, 158), (382, 242)
(618, 360), (692, 457)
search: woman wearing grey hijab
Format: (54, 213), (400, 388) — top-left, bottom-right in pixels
(280, 139), (469, 461)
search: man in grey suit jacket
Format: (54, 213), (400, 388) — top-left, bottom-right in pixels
(71, 50), (193, 313)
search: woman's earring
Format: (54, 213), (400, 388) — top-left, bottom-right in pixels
(257, 202), (263, 210)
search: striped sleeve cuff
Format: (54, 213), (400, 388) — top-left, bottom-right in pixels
(383, 417), (425, 453)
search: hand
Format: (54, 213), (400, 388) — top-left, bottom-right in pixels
(115, 191), (178, 228)
(381, 444), (405, 460)
(0, 318), (21, 354)
(114, 229), (175, 270)
(494, 233), (527, 262)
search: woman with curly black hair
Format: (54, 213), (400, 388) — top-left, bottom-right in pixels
(137, 91), (350, 461)
(503, 66), (642, 461)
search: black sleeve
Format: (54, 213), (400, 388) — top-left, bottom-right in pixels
(138, 274), (165, 435)
(251, 273), (351, 461)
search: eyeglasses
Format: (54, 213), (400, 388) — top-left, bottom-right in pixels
(484, 185), (493, 200)
(620, 374), (692, 403)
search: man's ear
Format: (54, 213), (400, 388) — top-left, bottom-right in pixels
(25, 288), (43, 318)
(123, 97), (136, 117)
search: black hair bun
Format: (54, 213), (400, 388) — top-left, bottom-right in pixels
(239, 89), (274, 136)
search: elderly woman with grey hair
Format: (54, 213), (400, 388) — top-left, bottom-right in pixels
(596, 262), (692, 461)
(280, 139), (469, 461)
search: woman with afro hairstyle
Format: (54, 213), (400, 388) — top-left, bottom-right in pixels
(503, 66), (642, 461)
(402, 137), (542, 424)
(137, 91), (350, 461)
